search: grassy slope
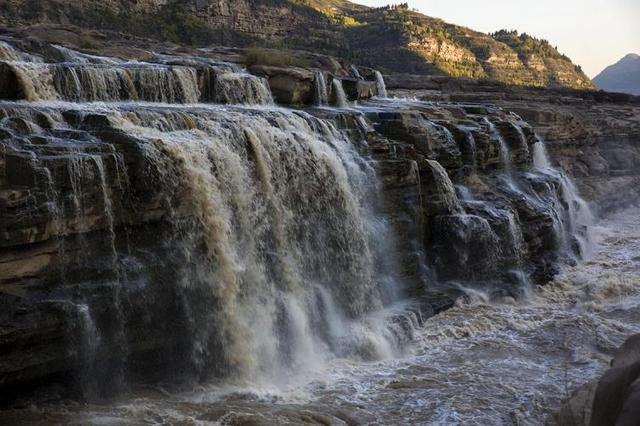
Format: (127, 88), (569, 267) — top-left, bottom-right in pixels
(333, 3), (593, 88)
(0, 0), (593, 89)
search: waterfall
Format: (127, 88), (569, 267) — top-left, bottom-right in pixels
(5, 62), (59, 101)
(484, 117), (511, 170)
(0, 39), (41, 62)
(533, 141), (552, 169)
(314, 71), (328, 106)
(506, 211), (526, 264)
(0, 40), (19, 61)
(73, 303), (101, 399)
(374, 70), (388, 98)
(52, 65), (137, 102)
(532, 140), (594, 258)
(107, 105), (407, 380)
(1, 59), (274, 104)
(559, 174), (595, 258)
(214, 72), (273, 105)
(0, 40), (602, 404)
(4, 62), (202, 102)
(332, 79), (349, 107)
(349, 65), (362, 79)
(53, 44), (120, 64)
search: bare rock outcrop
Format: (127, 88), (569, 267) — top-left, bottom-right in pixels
(553, 334), (640, 426)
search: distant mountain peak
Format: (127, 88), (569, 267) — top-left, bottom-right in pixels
(621, 53), (640, 62)
(594, 54), (640, 96)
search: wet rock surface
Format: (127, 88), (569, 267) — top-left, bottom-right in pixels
(388, 75), (640, 213)
(0, 34), (623, 421)
(556, 333), (640, 426)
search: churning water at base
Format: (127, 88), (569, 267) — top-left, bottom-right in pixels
(6, 207), (638, 425)
(0, 42), (617, 424)
(0, 99), (413, 388)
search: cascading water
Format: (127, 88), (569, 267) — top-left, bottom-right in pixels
(0, 40), (18, 61)
(314, 70), (328, 106)
(0, 41), (607, 424)
(1, 47), (273, 105)
(53, 44), (120, 64)
(484, 117), (511, 170)
(0, 38), (42, 62)
(112, 106), (409, 377)
(4, 61), (202, 102)
(374, 70), (388, 98)
(0, 89), (413, 392)
(532, 139), (552, 169)
(532, 140), (595, 258)
(332, 78), (349, 107)
(350, 65), (362, 79)
(213, 72), (273, 105)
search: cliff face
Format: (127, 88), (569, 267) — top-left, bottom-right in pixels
(0, 36), (597, 402)
(0, 0), (593, 89)
(387, 75), (640, 213)
(345, 9), (592, 89)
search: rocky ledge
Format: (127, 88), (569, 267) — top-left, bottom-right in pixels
(387, 74), (640, 213)
(0, 35), (624, 404)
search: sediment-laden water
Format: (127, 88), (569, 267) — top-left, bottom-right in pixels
(3, 207), (637, 425)
(0, 41), (634, 425)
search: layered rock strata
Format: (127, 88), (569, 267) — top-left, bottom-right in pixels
(387, 74), (640, 212)
(0, 39), (594, 403)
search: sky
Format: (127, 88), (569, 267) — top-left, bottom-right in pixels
(356, 0), (639, 77)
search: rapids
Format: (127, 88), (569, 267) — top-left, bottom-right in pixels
(3, 207), (638, 425)
(0, 40), (627, 425)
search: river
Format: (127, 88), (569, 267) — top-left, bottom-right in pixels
(4, 206), (638, 425)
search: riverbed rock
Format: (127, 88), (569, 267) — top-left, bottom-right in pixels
(0, 35), (624, 405)
(591, 334), (640, 426)
(553, 334), (640, 426)
(388, 75), (640, 213)
(248, 65), (314, 104)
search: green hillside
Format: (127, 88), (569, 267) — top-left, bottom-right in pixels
(0, 0), (594, 89)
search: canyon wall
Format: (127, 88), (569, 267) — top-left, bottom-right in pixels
(0, 37), (601, 403)
(387, 75), (640, 213)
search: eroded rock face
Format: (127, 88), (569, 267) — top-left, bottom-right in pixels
(248, 65), (314, 104)
(387, 75), (640, 212)
(0, 39), (596, 403)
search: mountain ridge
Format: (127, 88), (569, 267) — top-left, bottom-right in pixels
(0, 0), (593, 89)
(594, 53), (640, 95)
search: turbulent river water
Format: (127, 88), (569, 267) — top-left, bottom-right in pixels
(5, 206), (639, 425)
(0, 40), (637, 425)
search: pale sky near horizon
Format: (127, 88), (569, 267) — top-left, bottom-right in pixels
(356, 0), (639, 78)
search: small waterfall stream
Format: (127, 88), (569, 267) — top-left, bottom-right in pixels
(533, 140), (595, 258)
(314, 71), (328, 106)
(374, 70), (388, 98)
(332, 78), (349, 107)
